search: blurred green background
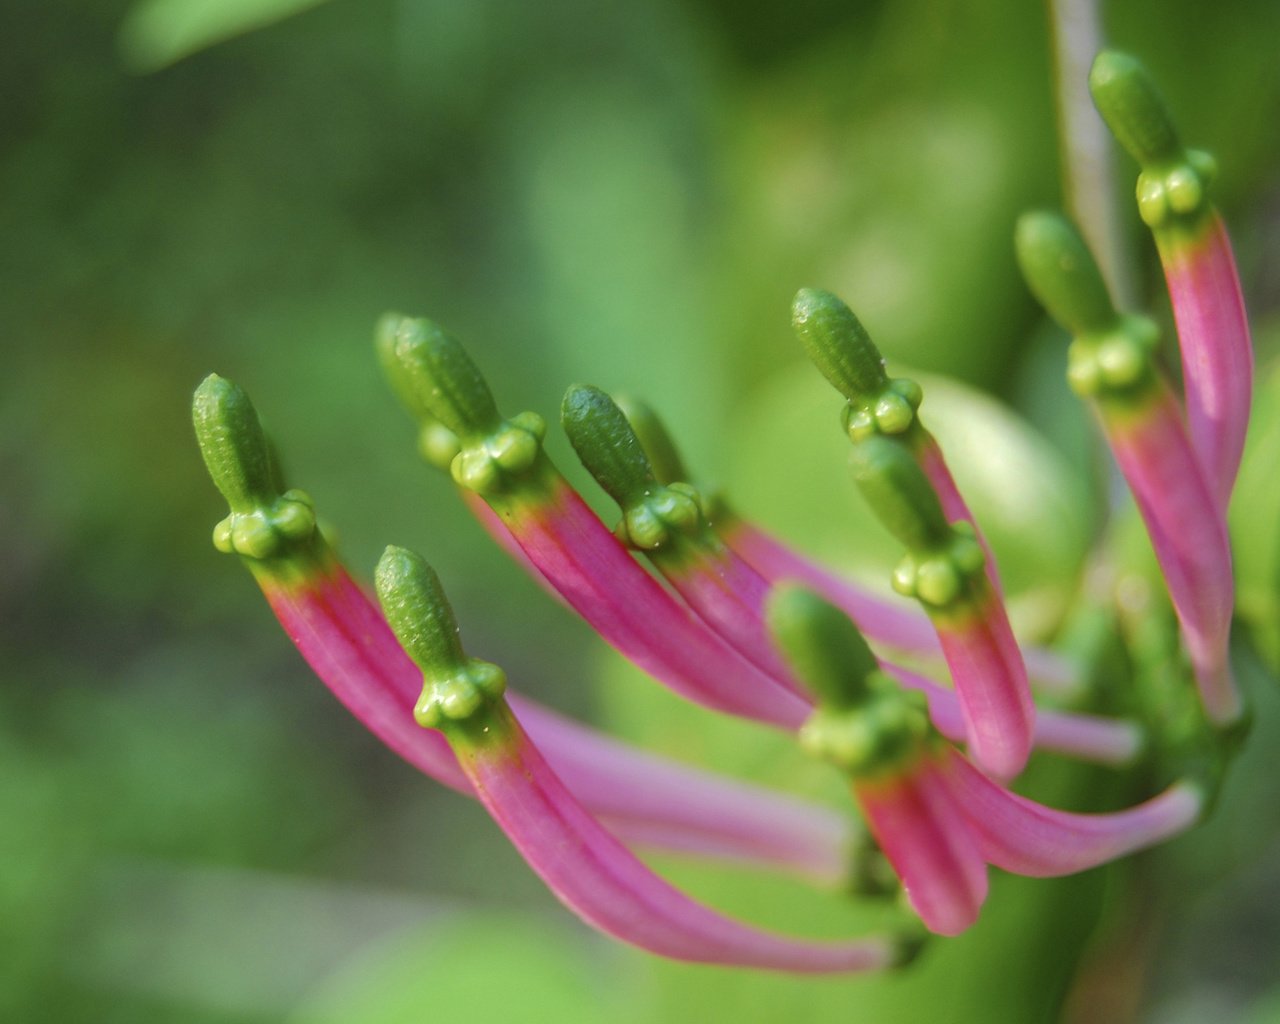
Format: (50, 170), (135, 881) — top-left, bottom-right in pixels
(4, 0), (1280, 1020)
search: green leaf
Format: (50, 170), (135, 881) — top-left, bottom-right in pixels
(119, 0), (336, 72)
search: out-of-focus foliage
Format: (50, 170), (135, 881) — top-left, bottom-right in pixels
(3, 0), (1279, 1020)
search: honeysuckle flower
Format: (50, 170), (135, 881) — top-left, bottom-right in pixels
(370, 544), (909, 972)
(767, 585), (1204, 937)
(1090, 51), (1253, 512)
(1015, 211), (1240, 727)
(193, 49), (1254, 969)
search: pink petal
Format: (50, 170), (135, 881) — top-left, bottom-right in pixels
(944, 749), (1202, 877)
(503, 480), (811, 728)
(258, 561), (849, 879)
(724, 519), (1076, 693)
(1160, 213), (1254, 509)
(934, 595), (1036, 780)
(461, 709), (899, 972)
(888, 663), (1141, 767)
(854, 753), (988, 936)
(1102, 385), (1239, 723)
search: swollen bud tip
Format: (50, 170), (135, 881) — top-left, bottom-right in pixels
(375, 546), (467, 675)
(389, 317), (502, 440)
(193, 374), (277, 514)
(848, 435), (952, 554)
(1089, 51), (1181, 169)
(374, 546), (507, 729)
(792, 288), (888, 403)
(562, 385), (657, 507)
(766, 586), (880, 710)
(194, 374), (316, 560)
(1014, 212), (1117, 336)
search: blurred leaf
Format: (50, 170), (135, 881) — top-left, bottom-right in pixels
(118, 0), (336, 71)
(291, 911), (639, 1024)
(1230, 324), (1280, 672)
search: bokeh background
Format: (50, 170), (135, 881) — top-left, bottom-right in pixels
(4, 0), (1280, 1020)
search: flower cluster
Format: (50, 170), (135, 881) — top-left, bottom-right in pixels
(194, 52), (1251, 971)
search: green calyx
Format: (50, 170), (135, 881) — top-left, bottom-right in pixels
(1088, 51), (1216, 231)
(847, 436), (983, 610)
(1014, 212), (1159, 403)
(766, 585), (880, 709)
(1066, 315), (1160, 401)
(792, 288), (923, 441)
(1015, 212), (1118, 337)
(385, 316), (547, 494)
(800, 682), (932, 779)
(374, 546), (507, 731)
(193, 374), (317, 561)
(563, 385), (707, 551)
(767, 585), (930, 778)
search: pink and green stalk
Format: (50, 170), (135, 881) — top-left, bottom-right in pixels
(193, 374), (855, 881)
(374, 545), (907, 972)
(885, 661), (1142, 768)
(1015, 212), (1240, 726)
(561, 384), (803, 693)
(792, 287), (1004, 593)
(1090, 51), (1253, 509)
(847, 434), (1035, 779)
(384, 316), (810, 728)
(944, 750), (1202, 878)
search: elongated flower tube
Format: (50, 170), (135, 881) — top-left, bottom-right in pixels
(943, 751), (1201, 878)
(1015, 212), (1239, 726)
(1090, 51), (1253, 509)
(768, 586), (988, 936)
(382, 316), (809, 729)
(562, 384), (800, 691)
(791, 287), (1000, 590)
(374, 546), (907, 973)
(848, 434), (1034, 779)
(193, 373), (856, 881)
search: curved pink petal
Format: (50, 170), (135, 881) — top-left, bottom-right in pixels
(944, 749), (1202, 877)
(257, 559), (849, 879)
(723, 520), (1076, 694)
(933, 596), (1035, 781)
(500, 481), (809, 728)
(460, 709), (898, 972)
(887, 663), (1141, 767)
(854, 753), (988, 937)
(1102, 385), (1238, 723)
(1159, 213), (1253, 510)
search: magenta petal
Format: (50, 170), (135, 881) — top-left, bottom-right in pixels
(658, 546), (808, 696)
(944, 749), (1202, 877)
(1162, 214), (1254, 509)
(888, 663), (1141, 767)
(914, 436), (1003, 594)
(935, 604), (1035, 780)
(264, 568), (470, 793)
(506, 483), (810, 728)
(461, 713), (898, 972)
(724, 520), (1077, 694)
(509, 700), (852, 885)
(1104, 387), (1239, 723)
(855, 754), (988, 936)
(260, 563), (849, 879)
(724, 521), (941, 653)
